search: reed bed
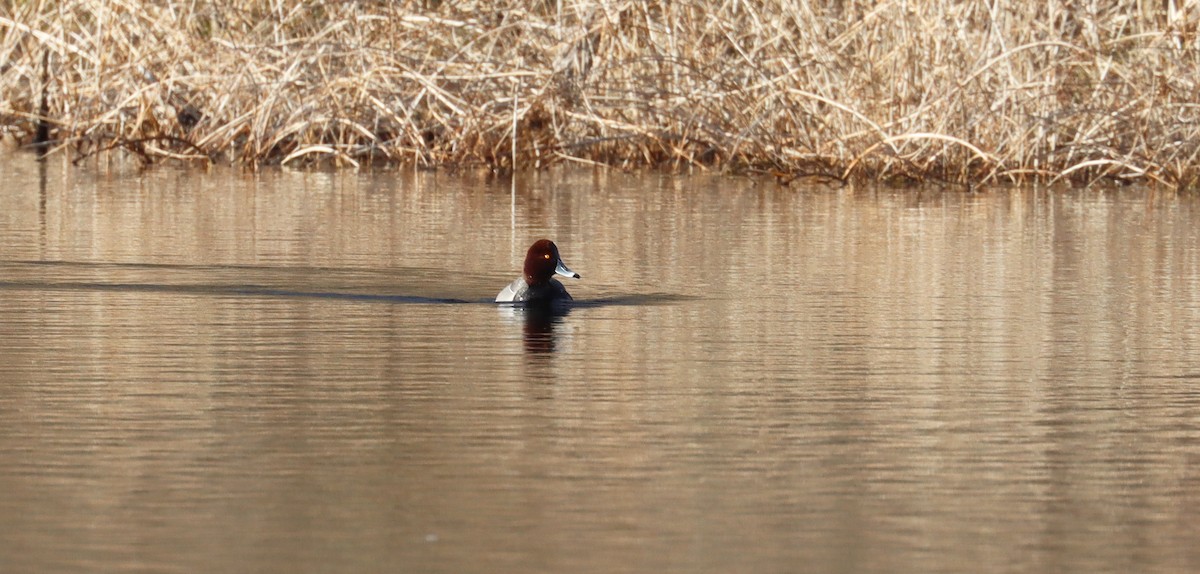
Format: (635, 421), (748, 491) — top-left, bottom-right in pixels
(2, 0), (1199, 188)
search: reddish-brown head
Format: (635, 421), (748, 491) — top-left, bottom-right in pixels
(523, 239), (580, 286)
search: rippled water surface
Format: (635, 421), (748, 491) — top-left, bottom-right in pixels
(1, 156), (1199, 573)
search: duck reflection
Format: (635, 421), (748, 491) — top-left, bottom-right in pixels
(498, 303), (572, 354)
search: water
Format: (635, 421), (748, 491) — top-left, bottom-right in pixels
(1, 155), (1199, 573)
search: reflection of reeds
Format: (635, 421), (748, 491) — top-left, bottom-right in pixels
(1, 1), (1198, 187)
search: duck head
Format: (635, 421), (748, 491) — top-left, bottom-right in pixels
(524, 239), (580, 286)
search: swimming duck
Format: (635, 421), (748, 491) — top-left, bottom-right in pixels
(496, 239), (580, 304)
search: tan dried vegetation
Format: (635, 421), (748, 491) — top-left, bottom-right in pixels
(1, 0), (1199, 188)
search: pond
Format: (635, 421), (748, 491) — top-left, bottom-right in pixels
(1, 155), (1199, 573)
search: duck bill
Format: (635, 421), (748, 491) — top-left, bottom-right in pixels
(555, 260), (580, 279)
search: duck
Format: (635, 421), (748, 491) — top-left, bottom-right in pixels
(496, 239), (581, 304)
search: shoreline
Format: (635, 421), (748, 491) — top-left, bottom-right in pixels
(2, 2), (1198, 188)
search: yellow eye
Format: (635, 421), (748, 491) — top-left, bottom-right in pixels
(544, 254), (551, 259)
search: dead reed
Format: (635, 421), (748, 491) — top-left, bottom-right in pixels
(2, 0), (1199, 188)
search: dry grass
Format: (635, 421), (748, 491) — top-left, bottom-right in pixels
(2, 0), (1200, 188)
